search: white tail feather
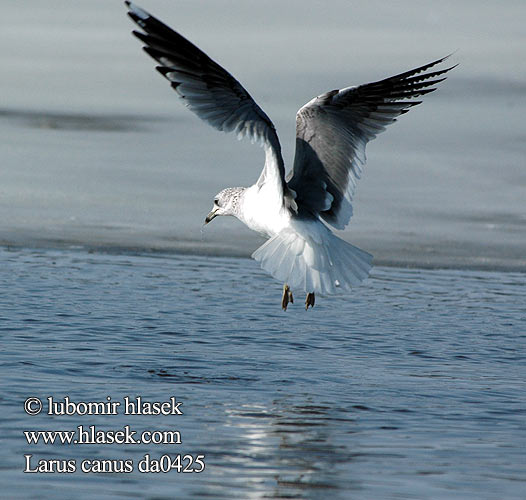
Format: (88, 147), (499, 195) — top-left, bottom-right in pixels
(252, 226), (373, 295)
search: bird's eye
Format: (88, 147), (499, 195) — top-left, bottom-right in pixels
(214, 199), (220, 206)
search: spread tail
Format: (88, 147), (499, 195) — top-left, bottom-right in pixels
(252, 226), (372, 295)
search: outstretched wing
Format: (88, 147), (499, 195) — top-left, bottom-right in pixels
(125, 2), (291, 205)
(287, 56), (456, 229)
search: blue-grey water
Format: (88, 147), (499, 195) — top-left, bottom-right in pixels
(1, 247), (524, 499)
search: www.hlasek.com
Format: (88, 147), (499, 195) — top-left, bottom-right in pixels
(23, 396), (205, 474)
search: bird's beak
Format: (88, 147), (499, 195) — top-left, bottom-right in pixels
(205, 208), (219, 224)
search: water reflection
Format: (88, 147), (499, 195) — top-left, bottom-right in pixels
(212, 397), (360, 498)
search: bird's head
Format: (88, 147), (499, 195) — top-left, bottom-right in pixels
(204, 187), (244, 224)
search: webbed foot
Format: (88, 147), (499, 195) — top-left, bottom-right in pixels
(281, 284), (294, 311)
(305, 292), (315, 310)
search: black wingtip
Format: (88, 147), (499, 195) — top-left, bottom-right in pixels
(132, 29), (146, 42)
(127, 12), (140, 24)
(156, 66), (177, 83)
(155, 66), (180, 88)
(142, 46), (154, 57)
(143, 46), (159, 59)
(432, 52), (458, 66)
(386, 53), (457, 84)
(156, 66), (170, 76)
(430, 53), (459, 74)
(141, 46), (172, 66)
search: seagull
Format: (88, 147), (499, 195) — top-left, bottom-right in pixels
(125, 2), (455, 310)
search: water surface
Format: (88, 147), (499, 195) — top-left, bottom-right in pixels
(1, 247), (524, 499)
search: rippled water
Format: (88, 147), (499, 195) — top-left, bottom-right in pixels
(1, 247), (524, 499)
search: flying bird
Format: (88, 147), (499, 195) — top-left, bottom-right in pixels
(125, 1), (455, 310)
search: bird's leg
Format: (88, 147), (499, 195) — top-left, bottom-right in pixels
(305, 292), (315, 310)
(281, 284), (294, 311)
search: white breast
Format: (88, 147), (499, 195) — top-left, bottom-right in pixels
(238, 184), (291, 238)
